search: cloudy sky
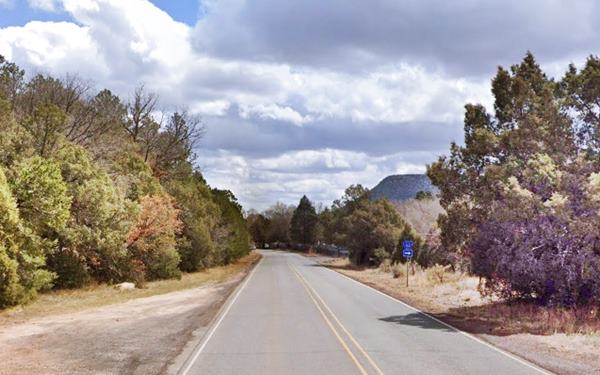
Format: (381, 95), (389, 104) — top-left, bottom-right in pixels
(0, 0), (598, 210)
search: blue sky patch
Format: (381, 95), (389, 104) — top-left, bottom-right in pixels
(0, 0), (202, 27)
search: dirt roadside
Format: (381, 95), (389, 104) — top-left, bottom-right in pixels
(0, 255), (260, 375)
(322, 260), (600, 375)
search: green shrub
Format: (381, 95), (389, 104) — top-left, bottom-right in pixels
(24, 104), (67, 157)
(394, 225), (429, 266)
(0, 166), (55, 307)
(142, 240), (182, 280)
(0, 245), (21, 307)
(11, 156), (71, 236)
(51, 144), (136, 287)
(110, 151), (163, 201)
(211, 189), (250, 265)
(0, 99), (34, 168)
(344, 198), (405, 266)
(46, 249), (90, 288)
(0, 58), (257, 306)
(378, 258), (392, 273)
(374, 247), (391, 264)
(166, 172), (219, 272)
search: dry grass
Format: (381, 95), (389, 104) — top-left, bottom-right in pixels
(452, 302), (600, 336)
(0, 251), (260, 325)
(325, 257), (363, 270)
(378, 259), (392, 273)
(327, 257), (475, 294)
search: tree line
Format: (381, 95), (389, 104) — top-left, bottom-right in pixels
(0, 56), (249, 307)
(428, 52), (600, 307)
(247, 189), (440, 267)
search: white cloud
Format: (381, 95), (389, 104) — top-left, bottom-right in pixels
(190, 100), (231, 116)
(28, 0), (61, 12)
(254, 149), (361, 171)
(0, 0), (591, 209)
(239, 104), (312, 126)
(0, 21), (107, 78)
(297, 66), (492, 124)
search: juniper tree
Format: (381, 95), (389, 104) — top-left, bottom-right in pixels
(428, 52), (600, 306)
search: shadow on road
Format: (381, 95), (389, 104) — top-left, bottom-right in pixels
(379, 313), (455, 332)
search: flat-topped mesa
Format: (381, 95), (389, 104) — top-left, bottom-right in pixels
(370, 174), (438, 202)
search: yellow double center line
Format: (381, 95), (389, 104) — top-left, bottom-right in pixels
(290, 264), (385, 375)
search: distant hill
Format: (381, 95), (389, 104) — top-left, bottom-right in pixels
(370, 174), (438, 202)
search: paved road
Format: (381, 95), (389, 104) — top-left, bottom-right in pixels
(180, 250), (548, 375)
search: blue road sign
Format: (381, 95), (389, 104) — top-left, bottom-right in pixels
(402, 239), (414, 258)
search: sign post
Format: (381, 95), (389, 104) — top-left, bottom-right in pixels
(402, 240), (414, 287)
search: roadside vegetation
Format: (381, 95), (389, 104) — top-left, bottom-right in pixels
(0, 251), (259, 325)
(429, 52), (600, 309)
(0, 56), (250, 308)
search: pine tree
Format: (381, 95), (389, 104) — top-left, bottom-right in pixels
(290, 195), (318, 245)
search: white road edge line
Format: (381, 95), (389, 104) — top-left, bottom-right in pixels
(179, 257), (263, 375)
(310, 256), (553, 375)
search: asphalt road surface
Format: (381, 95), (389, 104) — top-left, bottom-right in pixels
(179, 250), (549, 375)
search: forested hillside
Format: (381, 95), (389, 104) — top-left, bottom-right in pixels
(0, 56), (249, 307)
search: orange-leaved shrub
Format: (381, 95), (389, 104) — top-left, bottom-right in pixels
(127, 194), (183, 283)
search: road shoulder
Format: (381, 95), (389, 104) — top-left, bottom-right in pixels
(0, 253), (261, 375)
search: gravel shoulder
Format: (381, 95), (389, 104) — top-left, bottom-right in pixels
(0, 254), (260, 375)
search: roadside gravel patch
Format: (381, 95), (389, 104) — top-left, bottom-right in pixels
(0, 257), (260, 375)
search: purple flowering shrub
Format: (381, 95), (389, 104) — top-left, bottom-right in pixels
(470, 167), (600, 307)
(472, 215), (600, 306)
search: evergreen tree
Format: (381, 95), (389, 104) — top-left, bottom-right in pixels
(290, 195), (318, 245)
(428, 52), (600, 306)
(211, 189), (250, 264)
